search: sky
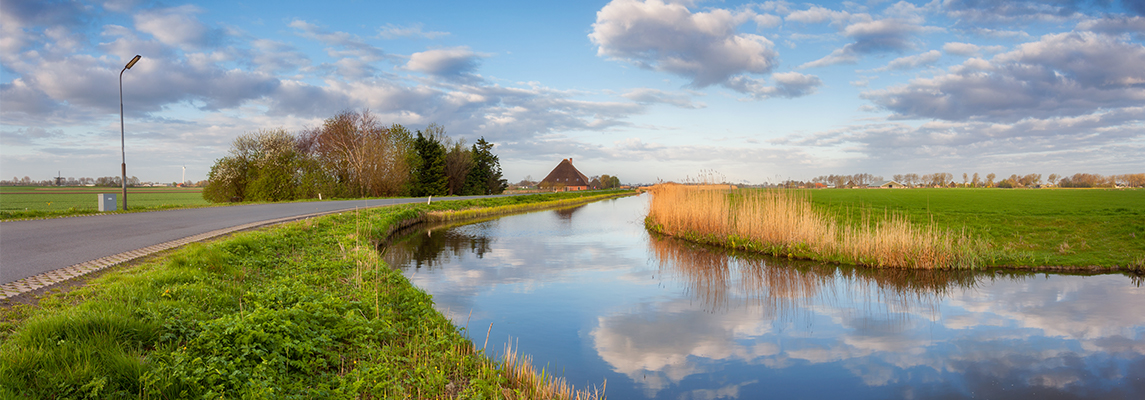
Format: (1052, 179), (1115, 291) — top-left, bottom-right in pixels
(2, 0), (1144, 185)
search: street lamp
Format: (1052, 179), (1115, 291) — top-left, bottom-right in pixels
(119, 54), (140, 210)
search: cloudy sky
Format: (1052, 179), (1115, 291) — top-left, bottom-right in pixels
(3, 0), (1143, 185)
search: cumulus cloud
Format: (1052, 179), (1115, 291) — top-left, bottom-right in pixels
(289, 19), (392, 79)
(1076, 15), (1145, 35)
(133, 5), (219, 49)
(378, 23), (449, 39)
(403, 46), (485, 81)
(589, 0), (779, 88)
(942, 42), (1006, 57)
(724, 72), (823, 99)
(863, 32), (1145, 122)
(872, 50), (941, 71)
(801, 17), (929, 68)
(622, 88), (705, 109)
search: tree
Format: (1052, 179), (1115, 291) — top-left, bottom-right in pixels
(204, 128), (302, 202)
(962, 173), (968, 186)
(461, 137), (506, 195)
(972, 172), (980, 188)
(1047, 173), (1060, 186)
(411, 129), (447, 197)
(300, 110), (413, 197)
(985, 173), (996, 188)
(444, 141), (473, 195)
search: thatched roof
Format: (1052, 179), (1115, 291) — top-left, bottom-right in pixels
(540, 158), (589, 187)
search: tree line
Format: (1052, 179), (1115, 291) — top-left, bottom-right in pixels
(802, 172), (1145, 188)
(0, 176), (196, 187)
(202, 110), (506, 203)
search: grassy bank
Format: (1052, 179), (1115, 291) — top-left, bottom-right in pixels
(0, 191), (622, 398)
(645, 184), (991, 269)
(803, 188), (1145, 268)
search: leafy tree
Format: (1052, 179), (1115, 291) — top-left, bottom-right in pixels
(985, 173), (996, 188)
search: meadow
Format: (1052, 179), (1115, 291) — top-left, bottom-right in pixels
(645, 185), (1144, 270)
(0, 187), (209, 220)
(802, 188), (1145, 268)
(0, 191), (623, 399)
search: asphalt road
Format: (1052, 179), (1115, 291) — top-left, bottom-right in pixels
(0, 195), (503, 284)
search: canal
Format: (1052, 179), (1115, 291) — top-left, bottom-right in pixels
(384, 194), (1144, 399)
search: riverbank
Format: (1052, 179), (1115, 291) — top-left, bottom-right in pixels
(0, 191), (625, 398)
(644, 184), (1144, 272)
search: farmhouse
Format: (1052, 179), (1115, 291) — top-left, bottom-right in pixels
(540, 158), (590, 191)
(868, 180), (905, 188)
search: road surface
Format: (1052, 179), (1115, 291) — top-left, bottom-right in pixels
(0, 196), (501, 285)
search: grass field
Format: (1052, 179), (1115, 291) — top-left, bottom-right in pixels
(0, 191), (619, 398)
(801, 188), (1145, 268)
(0, 186), (209, 219)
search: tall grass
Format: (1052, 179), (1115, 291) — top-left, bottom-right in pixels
(645, 184), (987, 269)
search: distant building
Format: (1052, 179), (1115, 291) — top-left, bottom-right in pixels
(540, 158), (590, 191)
(869, 180), (905, 188)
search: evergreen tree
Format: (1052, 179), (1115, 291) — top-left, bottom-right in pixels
(462, 137), (507, 195)
(411, 131), (447, 196)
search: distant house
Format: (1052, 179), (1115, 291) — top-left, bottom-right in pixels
(868, 180), (905, 188)
(540, 158), (590, 191)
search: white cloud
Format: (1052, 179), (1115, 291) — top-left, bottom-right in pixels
(1076, 15), (1145, 35)
(378, 23), (449, 39)
(872, 49), (941, 71)
(942, 42), (1006, 57)
(863, 32), (1145, 122)
(133, 5), (218, 49)
(622, 88), (705, 109)
(590, 0), (778, 88)
(403, 46), (486, 82)
(723, 72), (823, 99)
(800, 16), (932, 68)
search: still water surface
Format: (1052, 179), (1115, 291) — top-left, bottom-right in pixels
(385, 195), (1144, 399)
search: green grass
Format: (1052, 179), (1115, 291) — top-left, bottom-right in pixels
(0, 187), (209, 220)
(0, 191), (620, 399)
(801, 188), (1145, 268)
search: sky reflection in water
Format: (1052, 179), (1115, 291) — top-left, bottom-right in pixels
(384, 195), (1145, 399)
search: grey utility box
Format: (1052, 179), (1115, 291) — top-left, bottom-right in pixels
(98, 193), (117, 212)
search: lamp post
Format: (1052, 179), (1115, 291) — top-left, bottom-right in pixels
(119, 54), (140, 210)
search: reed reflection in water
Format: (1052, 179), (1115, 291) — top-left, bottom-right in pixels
(648, 232), (979, 319)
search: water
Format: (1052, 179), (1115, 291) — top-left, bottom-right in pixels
(384, 195), (1145, 399)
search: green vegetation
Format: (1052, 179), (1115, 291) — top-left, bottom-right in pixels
(203, 110), (507, 203)
(0, 191), (617, 398)
(0, 187), (209, 220)
(803, 188), (1145, 268)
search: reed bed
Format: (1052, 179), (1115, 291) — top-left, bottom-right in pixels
(645, 184), (986, 269)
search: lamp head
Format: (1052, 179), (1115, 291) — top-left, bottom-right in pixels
(125, 55), (141, 69)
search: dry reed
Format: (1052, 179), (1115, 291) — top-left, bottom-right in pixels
(645, 184), (985, 269)
(496, 339), (606, 400)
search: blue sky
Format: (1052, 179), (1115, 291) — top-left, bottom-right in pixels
(2, 0), (1143, 185)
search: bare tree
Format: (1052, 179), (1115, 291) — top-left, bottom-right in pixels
(986, 173), (996, 187)
(444, 140), (473, 195)
(972, 172), (980, 188)
(301, 110), (413, 197)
